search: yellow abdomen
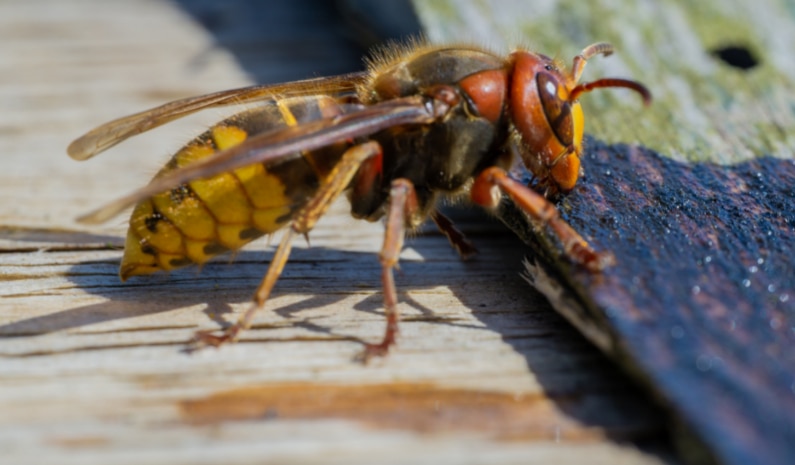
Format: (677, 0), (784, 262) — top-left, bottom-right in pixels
(120, 96), (346, 280)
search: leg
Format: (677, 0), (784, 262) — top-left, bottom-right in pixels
(471, 166), (614, 271)
(194, 229), (295, 346)
(361, 177), (419, 361)
(431, 210), (478, 260)
(194, 141), (383, 347)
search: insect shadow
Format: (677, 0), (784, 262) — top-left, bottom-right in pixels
(1, 210), (540, 347)
(0, 247), (417, 341)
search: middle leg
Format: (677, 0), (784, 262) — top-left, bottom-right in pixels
(361, 177), (420, 361)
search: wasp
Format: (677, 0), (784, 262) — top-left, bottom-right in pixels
(68, 41), (650, 359)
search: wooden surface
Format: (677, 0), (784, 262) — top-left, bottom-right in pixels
(413, 1), (795, 464)
(0, 1), (678, 464)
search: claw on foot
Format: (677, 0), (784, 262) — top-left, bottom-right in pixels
(588, 250), (616, 271)
(355, 341), (393, 364)
(192, 326), (240, 348)
(567, 241), (615, 271)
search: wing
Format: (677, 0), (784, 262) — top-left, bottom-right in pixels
(78, 95), (437, 224)
(67, 72), (368, 161)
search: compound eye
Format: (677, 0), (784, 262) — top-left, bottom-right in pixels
(537, 72), (573, 147)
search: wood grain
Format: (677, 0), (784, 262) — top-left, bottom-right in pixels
(0, 1), (676, 464)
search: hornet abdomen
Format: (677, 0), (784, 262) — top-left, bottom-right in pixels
(120, 95), (349, 279)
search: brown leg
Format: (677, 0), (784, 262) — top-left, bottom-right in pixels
(471, 166), (614, 271)
(431, 210), (478, 260)
(194, 141), (383, 347)
(194, 229), (295, 346)
(361, 177), (419, 361)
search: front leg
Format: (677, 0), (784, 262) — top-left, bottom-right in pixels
(471, 166), (614, 271)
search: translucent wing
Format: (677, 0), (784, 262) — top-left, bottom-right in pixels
(78, 96), (437, 224)
(67, 72), (368, 161)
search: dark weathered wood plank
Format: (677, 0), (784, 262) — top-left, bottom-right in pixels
(508, 143), (795, 465)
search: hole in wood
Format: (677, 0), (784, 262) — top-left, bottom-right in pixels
(710, 45), (759, 70)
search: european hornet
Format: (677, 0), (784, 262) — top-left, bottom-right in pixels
(69, 42), (650, 359)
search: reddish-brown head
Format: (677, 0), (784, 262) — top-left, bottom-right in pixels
(509, 43), (651, 193)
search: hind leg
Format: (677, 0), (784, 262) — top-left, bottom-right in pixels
(431, 209), (478, 260)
